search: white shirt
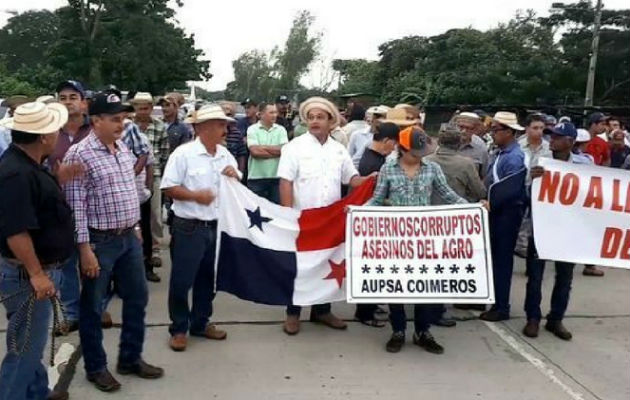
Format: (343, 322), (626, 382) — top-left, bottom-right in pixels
(277, 132), (358, 211)
(347, 130), (373, 168)
(342, 120), (369, 142)
(160, 138), (239, 221)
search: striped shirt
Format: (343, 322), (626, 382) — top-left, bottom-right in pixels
(63, 131), (140, 243)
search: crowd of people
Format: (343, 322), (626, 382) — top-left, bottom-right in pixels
(0, 81), (628, 400)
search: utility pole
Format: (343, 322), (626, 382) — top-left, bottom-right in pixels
(584, 0), (603, 107)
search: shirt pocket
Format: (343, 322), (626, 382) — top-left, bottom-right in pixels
(298, 158), (320, 180)
(188, 167), (214, 188)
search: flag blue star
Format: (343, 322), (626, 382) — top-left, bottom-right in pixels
(246, 207), (273, 232)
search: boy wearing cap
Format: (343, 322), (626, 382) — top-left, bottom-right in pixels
(161, 104), (241, 352)
(0, 101), (81, 400)
(277, 96), (374, 335)
(64, 93), (164, 392)
(367, 127), (467, 354)
(525, 123), (586, 341)
(479, 112), (526, 322)
(275, 95), (294, 138)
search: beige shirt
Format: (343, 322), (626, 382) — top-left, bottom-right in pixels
(424, 147), (487, 204)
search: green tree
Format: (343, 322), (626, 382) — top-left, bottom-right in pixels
(274, 10), (321, 91)
(224, 50), (277, 101)
(332, 59), (380, 95)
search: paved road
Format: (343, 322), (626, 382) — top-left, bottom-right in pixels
(1, 252), (628, 400)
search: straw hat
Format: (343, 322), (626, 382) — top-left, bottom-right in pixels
(0, 101), (68, 134)
(36, 95), (56, 104)
(129, 92), (154, 105)
(299, 97), (341, 129)
(382, 108), (418, 127)
(493, 111), (524, 131)
(456, 112), (481, 122)
(184, 104), (235, 124)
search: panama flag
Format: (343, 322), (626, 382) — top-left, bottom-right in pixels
(215, 176), (376, 306)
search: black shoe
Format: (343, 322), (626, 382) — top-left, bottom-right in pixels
(385, 332), (405, 353)
(545, 320), (572, 341)
(54, 320), (79, 337)
(413, 331), (444, 354)
(146, 270), (161, 282)
(117, 359), (164, 379)
(479, 310), (509, 322)
(434, 317), (456, 328)
(454, 304), (486, 312)
(87, 369), (121, 392)
(47, 390), (69, 400)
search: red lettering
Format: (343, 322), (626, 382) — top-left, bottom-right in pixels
(583, 176), (604, 210)
(601, 227), (622, 258)
(610, 179), (629, 213)
(559, 173), (579, 205)
(538, 171), (561, 203)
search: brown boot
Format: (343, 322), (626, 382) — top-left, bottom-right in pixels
(191, 324), (227, 340)
(582, 265), (604, 277)
(169, 334), (188, 352)
(283, 315), (300, 335)
(47, 390), (69, 400)
(101, 311), (113, 329)
(522, 319), (540, 338)
(311, 313), (347, 330)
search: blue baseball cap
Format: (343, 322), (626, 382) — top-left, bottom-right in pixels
(56, 80), (86, 99)
(544, 122), (577, 139)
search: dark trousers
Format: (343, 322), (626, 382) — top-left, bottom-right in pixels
(355, 304), (378, 321)
(247, 178), (280, 204)
(525, 237), (574, 322)
(286, 303), (331, 317)
(389, 304), (432, 334)
(140, 199), (153, 274)
(168, 218), (217, 335)
(489, 206), (523, 316)
(79, 231), (147, 374)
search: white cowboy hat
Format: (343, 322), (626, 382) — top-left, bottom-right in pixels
(492, 111), (524, 131)
(184, 104), (235, 124)
(367, 105), (390, 116)
(129, 92), (154, 104)
(36, 95), (56, 104)
(0, 101), (68, 134)
(382, 108), (418, 127)
(456, 112), (481, 121)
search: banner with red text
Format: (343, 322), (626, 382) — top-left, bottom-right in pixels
(345, 205), (494, 304)
(532, 158), (630, 269)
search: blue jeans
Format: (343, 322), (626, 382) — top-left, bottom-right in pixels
(247, 178), (280, 204)
(168, 218), (217, 335)
(0, 260), (62, 400)
(60, 250), (80, 322)
(389, 304), (432, 334)
(524, 237), (575, 322)
(489, 206), (523, 316)
(79, 231), (148, 374)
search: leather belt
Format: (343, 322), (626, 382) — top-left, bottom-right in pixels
(172, 216), (217, 228)
(89, 226), (135, 236)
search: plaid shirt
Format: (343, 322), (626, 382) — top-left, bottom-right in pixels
(63, 131), (140, 243)
(122, 120), (151, 157)
(367, 159), (466, 207)
(135, 116), (168, 177)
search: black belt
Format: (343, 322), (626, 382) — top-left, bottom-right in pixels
(89, 226), (135, 236)
(172, 216), (217, 228)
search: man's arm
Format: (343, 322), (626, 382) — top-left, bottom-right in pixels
(249, 145), (282, 159)
(279, 179), (294, 208)
(6, 233), (54, 300)
(134, 154), (148, 176)
(164, 186), (214, 205)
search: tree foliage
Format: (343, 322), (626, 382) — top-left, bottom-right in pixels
(0, 0), (209, 96)
(335, 3), (628, 106)
(225, 10), (320, 101)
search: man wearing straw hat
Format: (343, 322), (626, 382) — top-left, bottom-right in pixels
(277, 96), (374, 335)
(0, 101), (81, 400)
(161, 104), (240, 352)
(479, 111), (526, 322)
(64, 93), (164, 392)
(130, 92), (169, 266)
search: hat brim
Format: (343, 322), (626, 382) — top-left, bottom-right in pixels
(0, 103), (68, 135)
(129, 98), (154, 105)
(184, 115), (235, 124)
(383, 118), (419, 127)
(89, 103), (130, 116)
(299, 98), (341, 130)
(493, 119), (524, 131)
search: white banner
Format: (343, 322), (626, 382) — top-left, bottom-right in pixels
(532, 158), (630, 269)
(345, 204), (494, 304)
